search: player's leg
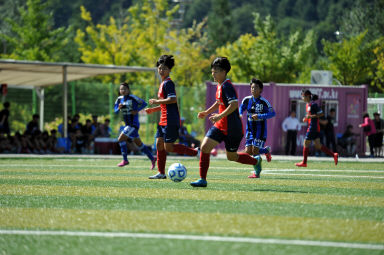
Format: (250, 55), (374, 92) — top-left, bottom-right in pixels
(117, 130), (129, 167)
(254, 139), (272, 162)
(164, 125), (198, 157)
(149, 126), (167, 179)
(226, 134), (258, 166)
(190, 127), (221, 187)
(133, 137), (156, 170)
(296, 139), (311, 167)
(314, 138), (338, 165)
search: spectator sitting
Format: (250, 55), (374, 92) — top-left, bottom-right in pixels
(337, 124), (359, 156)
(0, 102), (11, 137)
(94, 119), (111, 137)
(25, 114), (40, 136)
(179, 117), (200, 149)
(82, 119), (95, 153)
(91, 115), (100, 135)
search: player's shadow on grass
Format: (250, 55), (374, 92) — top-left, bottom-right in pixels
(251, 188), (309, 194)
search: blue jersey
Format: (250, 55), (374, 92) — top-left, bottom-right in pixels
(239, 95), (275, 140)
(114, 94), (147, 129)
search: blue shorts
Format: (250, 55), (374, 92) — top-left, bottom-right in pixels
(206, 126), (243, 152)
(245, 138), (265, 148)
(121, 126), (140, 139)
(305, 131), (320, 140)
(155, 125), (179, 143)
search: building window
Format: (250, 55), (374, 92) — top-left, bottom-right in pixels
(290, 100), (307, 126)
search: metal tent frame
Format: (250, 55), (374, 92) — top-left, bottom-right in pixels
(0, 59), (157, 138)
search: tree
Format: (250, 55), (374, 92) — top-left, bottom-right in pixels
(322, 31), (376, 86)
(216, 13), (316, 83)
(0, 0), (70, 61)
(75, 0), (209, 87)
(371, 37), (384, 91)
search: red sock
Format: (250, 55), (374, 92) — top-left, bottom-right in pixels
(321, 145), (334, 157)
(303, 147), (309, 164)
(236, 152), (257, 165)
(199, 152), (210, 180)
(173, 144), (198, 156)
(157, 149), (167, 174)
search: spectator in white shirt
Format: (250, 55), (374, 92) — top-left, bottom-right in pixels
(282, 111), (301, 155)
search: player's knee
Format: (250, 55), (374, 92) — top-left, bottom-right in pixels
(226, 153), (237, 161)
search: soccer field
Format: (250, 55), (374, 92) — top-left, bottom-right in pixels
(0, 155), (383, 255)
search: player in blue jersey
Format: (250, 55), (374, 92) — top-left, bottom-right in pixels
(115, 82), (156, 169)
(145, 55), (198, 179)
(239, 78), (275, 178)
(296, 89), (338, 167)
(190, 57), (261, 188)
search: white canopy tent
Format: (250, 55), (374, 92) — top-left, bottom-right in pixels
(0, 59), (157, 137)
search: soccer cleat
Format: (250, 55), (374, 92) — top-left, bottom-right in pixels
(190, 179), (207, 187)
(265, 146), (272, 162)
(248, 172), (260, 178)
(253, 155), (262, 176)
(295, 161), (307, 167)
(148, 173), (166, 179)
(333, 153), (339, 166)
(150, 157), (157, 170)
(117, 160), (129, 167)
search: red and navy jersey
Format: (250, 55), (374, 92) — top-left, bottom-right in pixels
(114, 94), (147, 129)
(239, 95), (275, 140)
(158, 77), (180, 126)
(306, 102), (322, 132)
(215, 79), (243, 135)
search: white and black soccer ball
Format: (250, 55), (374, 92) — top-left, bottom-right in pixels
(167, 163), (187, 182)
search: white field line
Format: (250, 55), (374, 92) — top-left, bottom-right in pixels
(261, 172), (384, 179)
(1, 164), (384, 174)
(0, 230), (383, 250)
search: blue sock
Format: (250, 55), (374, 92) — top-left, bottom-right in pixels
(139, 144), (154, 161)
(259, 147), (268, 154)
(119, 141), (128, 161)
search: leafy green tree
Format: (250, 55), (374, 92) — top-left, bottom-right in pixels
(75, 0), (209, 87)
(371, 37), (384, 91)
(216, 13), (316, 83)
(207, 0), (233, 53)
(322, 31), (376, 86)
(0, 0), (70, 61)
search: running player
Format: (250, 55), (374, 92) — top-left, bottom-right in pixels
(239, 78), (275, 178)
(190, 57), (261, 187)
(296, 89), (338, 167)
(115, 82), (156, 169)
(145, 55), (198, 179)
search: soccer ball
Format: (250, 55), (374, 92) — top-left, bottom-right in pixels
(167, 163), (187, 182)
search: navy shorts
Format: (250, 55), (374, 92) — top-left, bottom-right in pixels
(155, 125), (179, 143)
(206, 126), (243, 152)
(305, 131), (320, 140)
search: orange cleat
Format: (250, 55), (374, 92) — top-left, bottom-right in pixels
(248, 172), (260, 178)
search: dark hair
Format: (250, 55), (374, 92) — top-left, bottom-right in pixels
(250, 78), (263, 90)
(301, 89), (318, 101)
(3, 102), (10, 108)
(363, 113), (369, 118)
(33, 114), (39, 119)
(373, 112), (380, 116)
(120, 82), (130, 89)
(156, 55), (175, 70)
(211, 57), (231, 73)
(330, 108), (336, 113)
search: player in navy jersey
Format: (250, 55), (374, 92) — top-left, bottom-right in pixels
(296, 89), (338, 167)
(239, 78), (275, 178)
(145, 55), (198, 179)
(190, 57), (261, 188)
(115, 82), (156, 169)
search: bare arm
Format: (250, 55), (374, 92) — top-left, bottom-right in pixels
(149, 97), (177, 105)
(198, 101), (220, 119)
(209, 101), (238, 123)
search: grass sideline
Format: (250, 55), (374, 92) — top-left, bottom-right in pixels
(0, 155), (383, 255)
